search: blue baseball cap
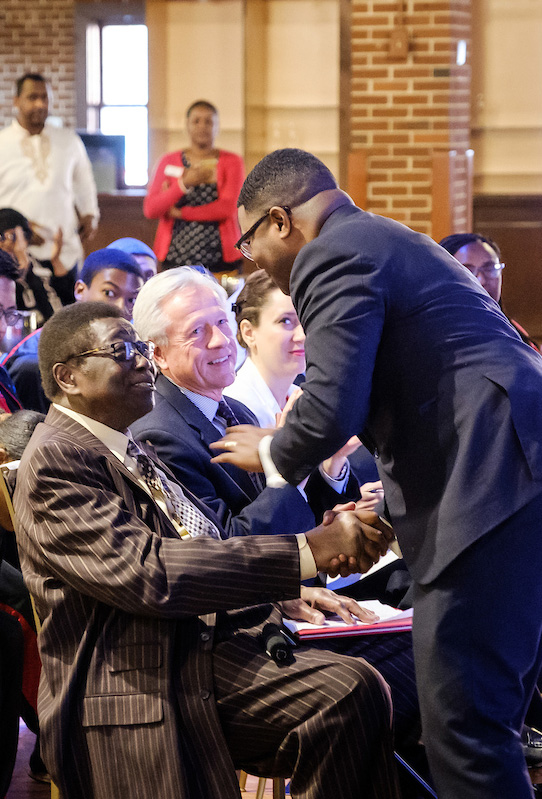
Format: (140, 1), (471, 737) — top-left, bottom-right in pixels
(107, 237), (157, 260)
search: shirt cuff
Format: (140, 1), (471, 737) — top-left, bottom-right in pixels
(296, 533), (317, 579)
(258, 435), (287, 488)
(318, 460), (350, 493)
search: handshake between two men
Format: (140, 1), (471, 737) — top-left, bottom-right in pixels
(300, 504), (394, 578)
(210, 423), (394, 578)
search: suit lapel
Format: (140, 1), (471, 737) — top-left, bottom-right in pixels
(43, 407), (186, 537)
(154, 377), (261, 501)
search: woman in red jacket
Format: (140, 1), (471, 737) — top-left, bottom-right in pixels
(144, 100), (245, 277)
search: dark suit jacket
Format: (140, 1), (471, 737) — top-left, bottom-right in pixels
(14, 407), (300, 799)
(131, 375), (352, 537)
(269, 203), (542, 584)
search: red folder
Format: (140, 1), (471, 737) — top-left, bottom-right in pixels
(283, 607), (412, 640)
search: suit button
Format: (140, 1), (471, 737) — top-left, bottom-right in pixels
(200, 689), (211, 700)
(200, 632), (210, 642)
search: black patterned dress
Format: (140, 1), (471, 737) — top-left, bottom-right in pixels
(164, 152), (223, 272)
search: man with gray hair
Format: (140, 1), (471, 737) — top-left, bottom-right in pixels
(131, 266), (357, 539)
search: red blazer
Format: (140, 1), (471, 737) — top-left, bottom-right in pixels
(144, 149), (245, 263)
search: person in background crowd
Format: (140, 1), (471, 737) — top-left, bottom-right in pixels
(107, 237), (158, 283)
(0, 74), (99, 303)
(1, 248), (144, 413)
(0, 410), (48, 787)
(144, 100), (244, 281)
(0, 250), (22, 413)
(0, 207), (68, 324)
(439, 232), (540, 352)
(225, 268), (383, 489)
(225, 269), (307, 429)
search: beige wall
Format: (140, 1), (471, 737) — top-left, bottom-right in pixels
(146, 0), (244, 171)
(472, 0), (542, 194)
(260, 0), (340, 176)
(147, 0), (340, 178)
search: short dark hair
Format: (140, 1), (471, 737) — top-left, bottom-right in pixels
(0, 208), (32, 243)
(0, 250), (20, 283)
(438, 233), (501, 261)
(233, 269), (280, 349)
(237, 148), (338, 214)
(186, 100), (218, 118)
(38, 302), (124, 400)
(0, 410), (45, 461)
(79, 248), (144, 287)
(16, 73), (47, 96)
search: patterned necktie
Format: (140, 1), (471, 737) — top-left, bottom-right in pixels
(215, 399), (266, 494)
(126, 439), (221, 539)
(216, 399), (239, 429)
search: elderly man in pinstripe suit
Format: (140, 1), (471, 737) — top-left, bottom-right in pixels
(13, 301), (400, 799)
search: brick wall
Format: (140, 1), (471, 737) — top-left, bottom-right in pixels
(350, 0), (471, 236)
(0, 0), (78, 129)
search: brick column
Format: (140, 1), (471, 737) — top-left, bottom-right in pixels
(349, 0), (471, 237)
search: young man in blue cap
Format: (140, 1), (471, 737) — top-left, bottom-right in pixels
(1, 248), (144, 412)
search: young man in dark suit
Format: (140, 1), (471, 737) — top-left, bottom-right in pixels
(212, 148), (542, 799)
(14, 301), (399, 799)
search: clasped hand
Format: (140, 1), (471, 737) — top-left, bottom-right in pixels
(305, 507), (394, 578)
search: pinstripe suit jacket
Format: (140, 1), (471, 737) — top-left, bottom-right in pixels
(14, 407), (301, 799)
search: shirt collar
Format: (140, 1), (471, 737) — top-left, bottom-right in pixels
(53, 403), (130, 464)
(163, 376), (220, 423)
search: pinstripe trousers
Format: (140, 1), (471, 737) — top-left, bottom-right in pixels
(214, 624), (400, 799)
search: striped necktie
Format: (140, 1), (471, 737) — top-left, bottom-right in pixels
(215, 399), (266, 494)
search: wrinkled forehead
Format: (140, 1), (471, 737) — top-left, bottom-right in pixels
(89, 316), (136, 346)
(161, 284), (227, 335)
(454, 240), (499, 266)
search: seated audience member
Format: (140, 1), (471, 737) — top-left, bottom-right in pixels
(14, 300), (400, 799)
(439, 232), (540, 352)
(0, 608), (24, 797)
(0, 251), (23, 413)
(0, 410), (47, 785)
(130, 267), (422, 751)
(0, 208), (70, 324)
(1, 248), (144, 412)
(224, 269), (306, 428)
(131, 267), (360, 535)
(224, 268), (382, 488)
(107, 237), (158, 282)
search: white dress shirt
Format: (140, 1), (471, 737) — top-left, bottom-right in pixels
(224, 357), (297, 430)
(0, 120), (99, 270)
(225, 357), (350, 493)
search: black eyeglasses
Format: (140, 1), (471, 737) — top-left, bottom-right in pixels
(65, 340), (155, 365)
(235, 206), (291, 261)
(0, 308), (22, 326)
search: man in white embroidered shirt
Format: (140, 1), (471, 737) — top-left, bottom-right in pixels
(0, 73), (99, 289)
